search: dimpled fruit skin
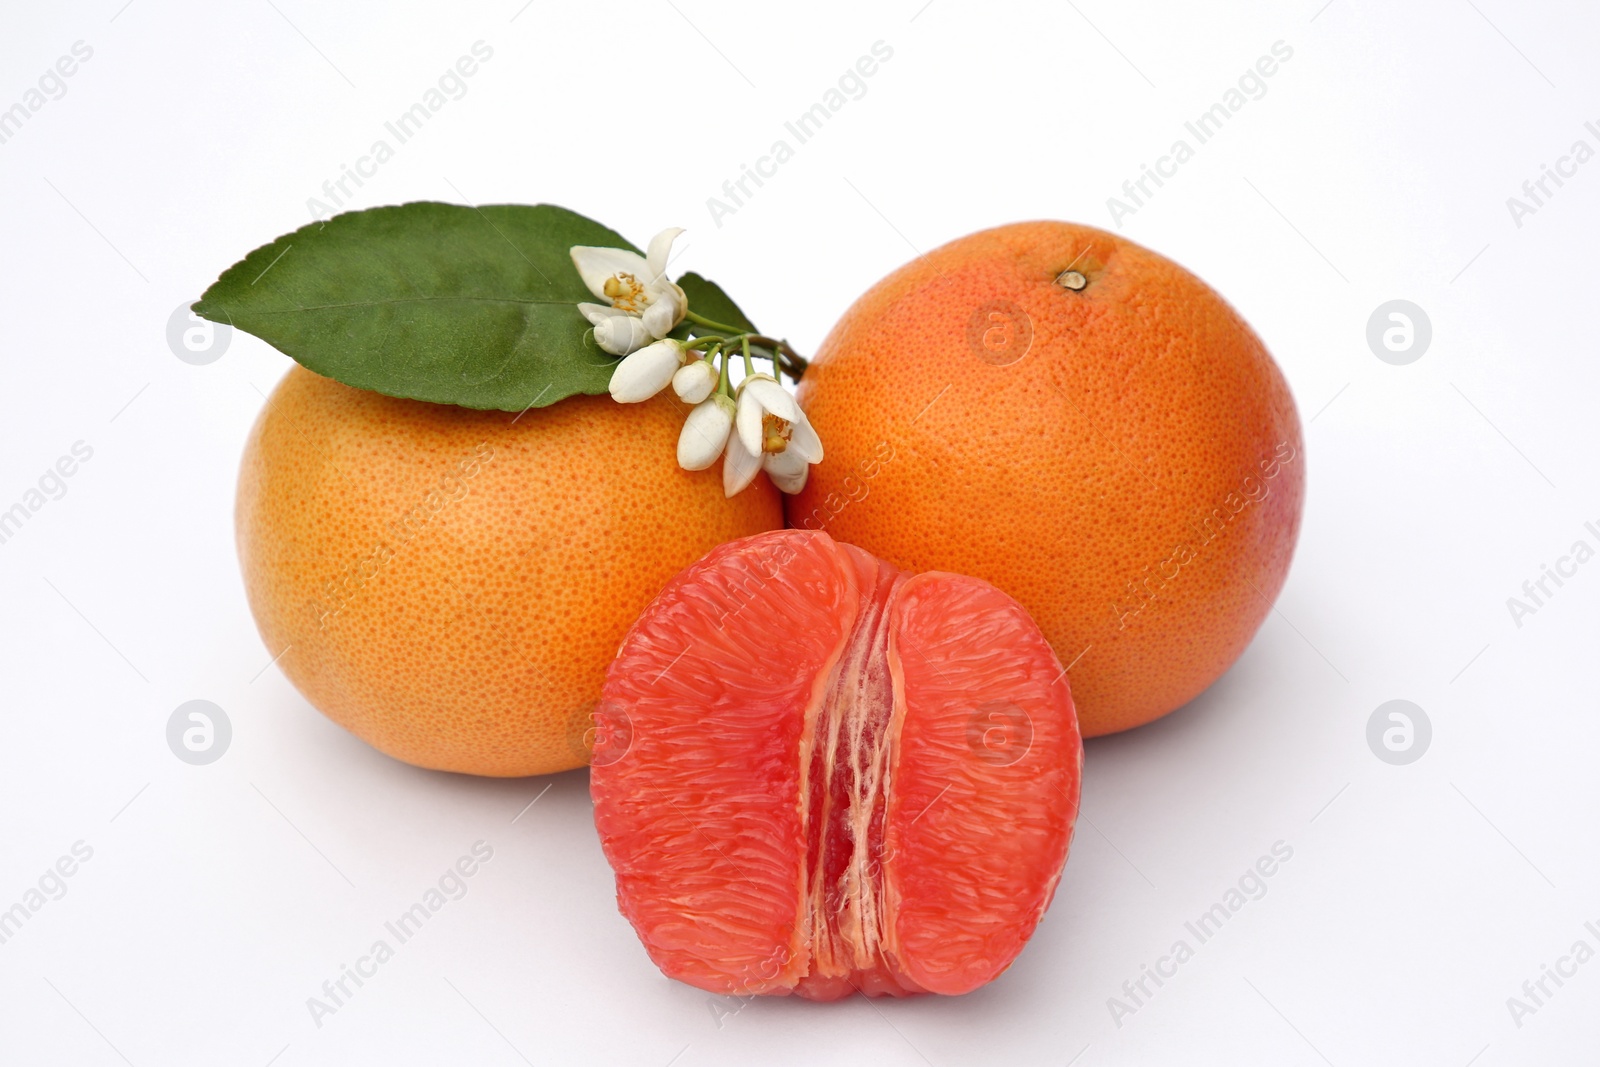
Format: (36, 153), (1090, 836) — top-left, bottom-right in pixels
(789, 222), (1304, 737)
(236, 366), (782, 776)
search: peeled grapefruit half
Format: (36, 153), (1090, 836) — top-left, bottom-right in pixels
(590, 530), (1082, 999)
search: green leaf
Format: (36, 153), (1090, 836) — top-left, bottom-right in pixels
(194, 202), (640, 411)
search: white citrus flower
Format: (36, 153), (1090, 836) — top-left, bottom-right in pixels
(672, 359), (718, 405)
(720, 375), (824, 496)
(735, 374), (823, 463)
(678, 394), (736, 471)
(609, 339), (686, 403)
(571, 227), (687, 342)
(579, 302), (654, 356)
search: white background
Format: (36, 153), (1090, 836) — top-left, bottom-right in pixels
(2, 1), (1597, 1064)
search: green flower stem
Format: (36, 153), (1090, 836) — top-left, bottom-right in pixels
(684, 311), (810, 381)
(716, 343), (731, 396)
(749, 337), (809, 381)
(685, 310), (745, 334)
(741, 336), (755, 379)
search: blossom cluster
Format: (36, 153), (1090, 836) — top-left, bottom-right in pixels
(570, 229), (822, 496)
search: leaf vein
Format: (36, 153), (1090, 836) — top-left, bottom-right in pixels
(248, 297), (580, 314)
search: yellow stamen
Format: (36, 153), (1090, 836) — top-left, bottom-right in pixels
(762, 413), (791, 454)
(603, 272), (648, 313)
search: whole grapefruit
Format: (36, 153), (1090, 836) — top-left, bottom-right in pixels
(788, 222), (1304, 737)
(237, 366), (782, 776)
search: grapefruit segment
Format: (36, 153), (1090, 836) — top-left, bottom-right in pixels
(593, 533), (857, 994)
(884, 572), (1082, 995)
(592, 530), (1081, 999)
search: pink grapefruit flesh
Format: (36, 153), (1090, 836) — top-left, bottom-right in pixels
(590, 529), (1082, 999)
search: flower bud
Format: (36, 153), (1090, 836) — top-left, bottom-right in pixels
(678, 395), (736, 471)
(609, 339), (684, 403)
(672, 360), (719, 404)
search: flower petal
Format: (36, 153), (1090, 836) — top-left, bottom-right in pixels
(763, 448), (810, 494)
(734, 383), (766, 457)
(571, 245), (649, 302)
(593, 313), (653, 356)
(743, 375), (801, 422)
(609, 340), (682, 402)
(661, 281), (688, 317)
(768, 467), (808, 494)
(644, 227), (685, 284)
(678, 395), (735, 471)
(577, 301), (623, 326)
(642, 293), (682, 339)
(785, 410), (824, 464)
(722, 426), (763, 497)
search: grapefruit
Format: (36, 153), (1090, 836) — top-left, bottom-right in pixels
(236, 366), (782, 777)
(788, 222), (1304, 736)
(590, 529), (1082, 999)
